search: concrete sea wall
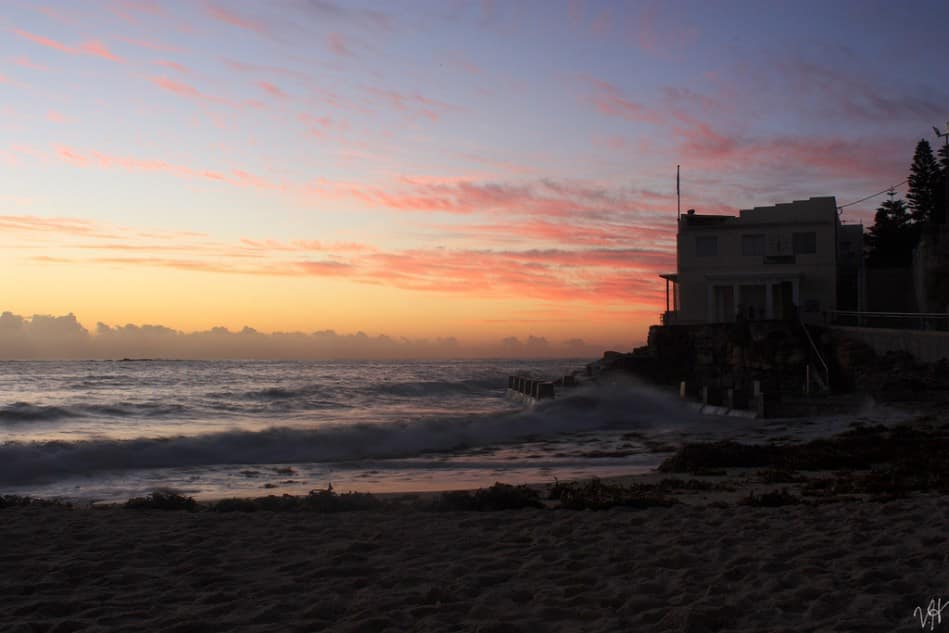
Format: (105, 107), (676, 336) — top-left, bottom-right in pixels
(827, 325), (949, 364)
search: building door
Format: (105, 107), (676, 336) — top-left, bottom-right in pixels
(740, 284), (766, 320)
(713, 285), (735, 322)
(772, 281), (794, 320)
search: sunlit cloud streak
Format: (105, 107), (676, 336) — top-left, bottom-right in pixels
(53, 145), (280, 190)
(13, 28), (122, 62)
(205, 3), (268, 36)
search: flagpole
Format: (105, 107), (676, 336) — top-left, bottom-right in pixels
(676, 164), (680, 220)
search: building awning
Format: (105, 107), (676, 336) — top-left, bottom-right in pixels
(658, 273), (679, 282)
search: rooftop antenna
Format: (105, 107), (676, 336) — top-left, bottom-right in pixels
(676, 164), (681, 220)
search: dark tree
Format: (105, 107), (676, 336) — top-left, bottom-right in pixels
(865, 193), (916, 267)
(939, 139), (949, 175)
(907, 139), (943, 226)
(937, 140), (949, 225)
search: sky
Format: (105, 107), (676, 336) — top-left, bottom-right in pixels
(2, 0), (948, 359)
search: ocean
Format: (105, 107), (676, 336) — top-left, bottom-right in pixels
(0, 359), (903, 502)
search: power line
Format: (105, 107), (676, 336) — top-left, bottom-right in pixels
(837, 179), (908, 210)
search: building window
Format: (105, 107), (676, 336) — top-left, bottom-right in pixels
(696, 235), (717, 257)
(792, 232), (817, 254)
(742, 234), (765, 256)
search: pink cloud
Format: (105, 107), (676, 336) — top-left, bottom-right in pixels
(9, 209), (670, 310)
(206, 3), (267, 36)
(14, 28), (122, 62)
(327, 33), (353, 57)
(78, 40), (122, 62)
(231, 170), (277, 190)
(57, 146), (89, 165)
(366, 87), (458, 121)
(440, 218), (674, 248)
(54, 145), (281, 191)
(0, 214), (114, 238)
(47, 110), (65, 123)
(671, 120), (905, 181)
(259, 81), (286, 98)
(580, 76), (662, 124)
(349, 177), (672, 220)
(14, 56), (49, 70)
(222, 59), (312, 82)
(14, 28), (73, 53)
(151, 75), (201, 99)
(299, 114), (334, 137)
(239, 238), (371, 253)
(156, 59), (189, 73)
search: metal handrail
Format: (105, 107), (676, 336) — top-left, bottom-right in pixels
(799, 315), (830, 392)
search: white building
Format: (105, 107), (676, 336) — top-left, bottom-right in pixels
(660, 196), (863, 324)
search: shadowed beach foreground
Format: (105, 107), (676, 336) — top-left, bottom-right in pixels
(2, 493), (948, 633)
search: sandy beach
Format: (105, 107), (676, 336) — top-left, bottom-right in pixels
(2, 485), (947, 633)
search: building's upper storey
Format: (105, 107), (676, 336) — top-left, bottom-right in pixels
(677, 197), (839, 270)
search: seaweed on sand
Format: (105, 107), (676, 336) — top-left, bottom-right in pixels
(125, 490), (198, 512)
(661, 423), (949, 497)
(430, 482), (544, 511)
(0, 495), (72, 509)
(210, 485), (383, 513)
(738, 489), (801, 507)
(549, 478), (676, 510)
(659, 424), (949, 474)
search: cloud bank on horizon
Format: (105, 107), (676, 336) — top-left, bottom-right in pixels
(0, 311), (598, 360)
(1, 0), (947, 358)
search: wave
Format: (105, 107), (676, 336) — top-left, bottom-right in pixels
(237, 385), (331, 401)
(0, 401), (192, 424)
(0, 402), (79, 423)
(371, 378), (506, 397)
(0, 383), (704, 484)
(231, 377), (505, 401)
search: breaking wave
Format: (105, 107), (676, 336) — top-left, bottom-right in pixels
(0, 384), (702, 484)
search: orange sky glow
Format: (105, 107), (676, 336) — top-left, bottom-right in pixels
(2, 1), (945, 358)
